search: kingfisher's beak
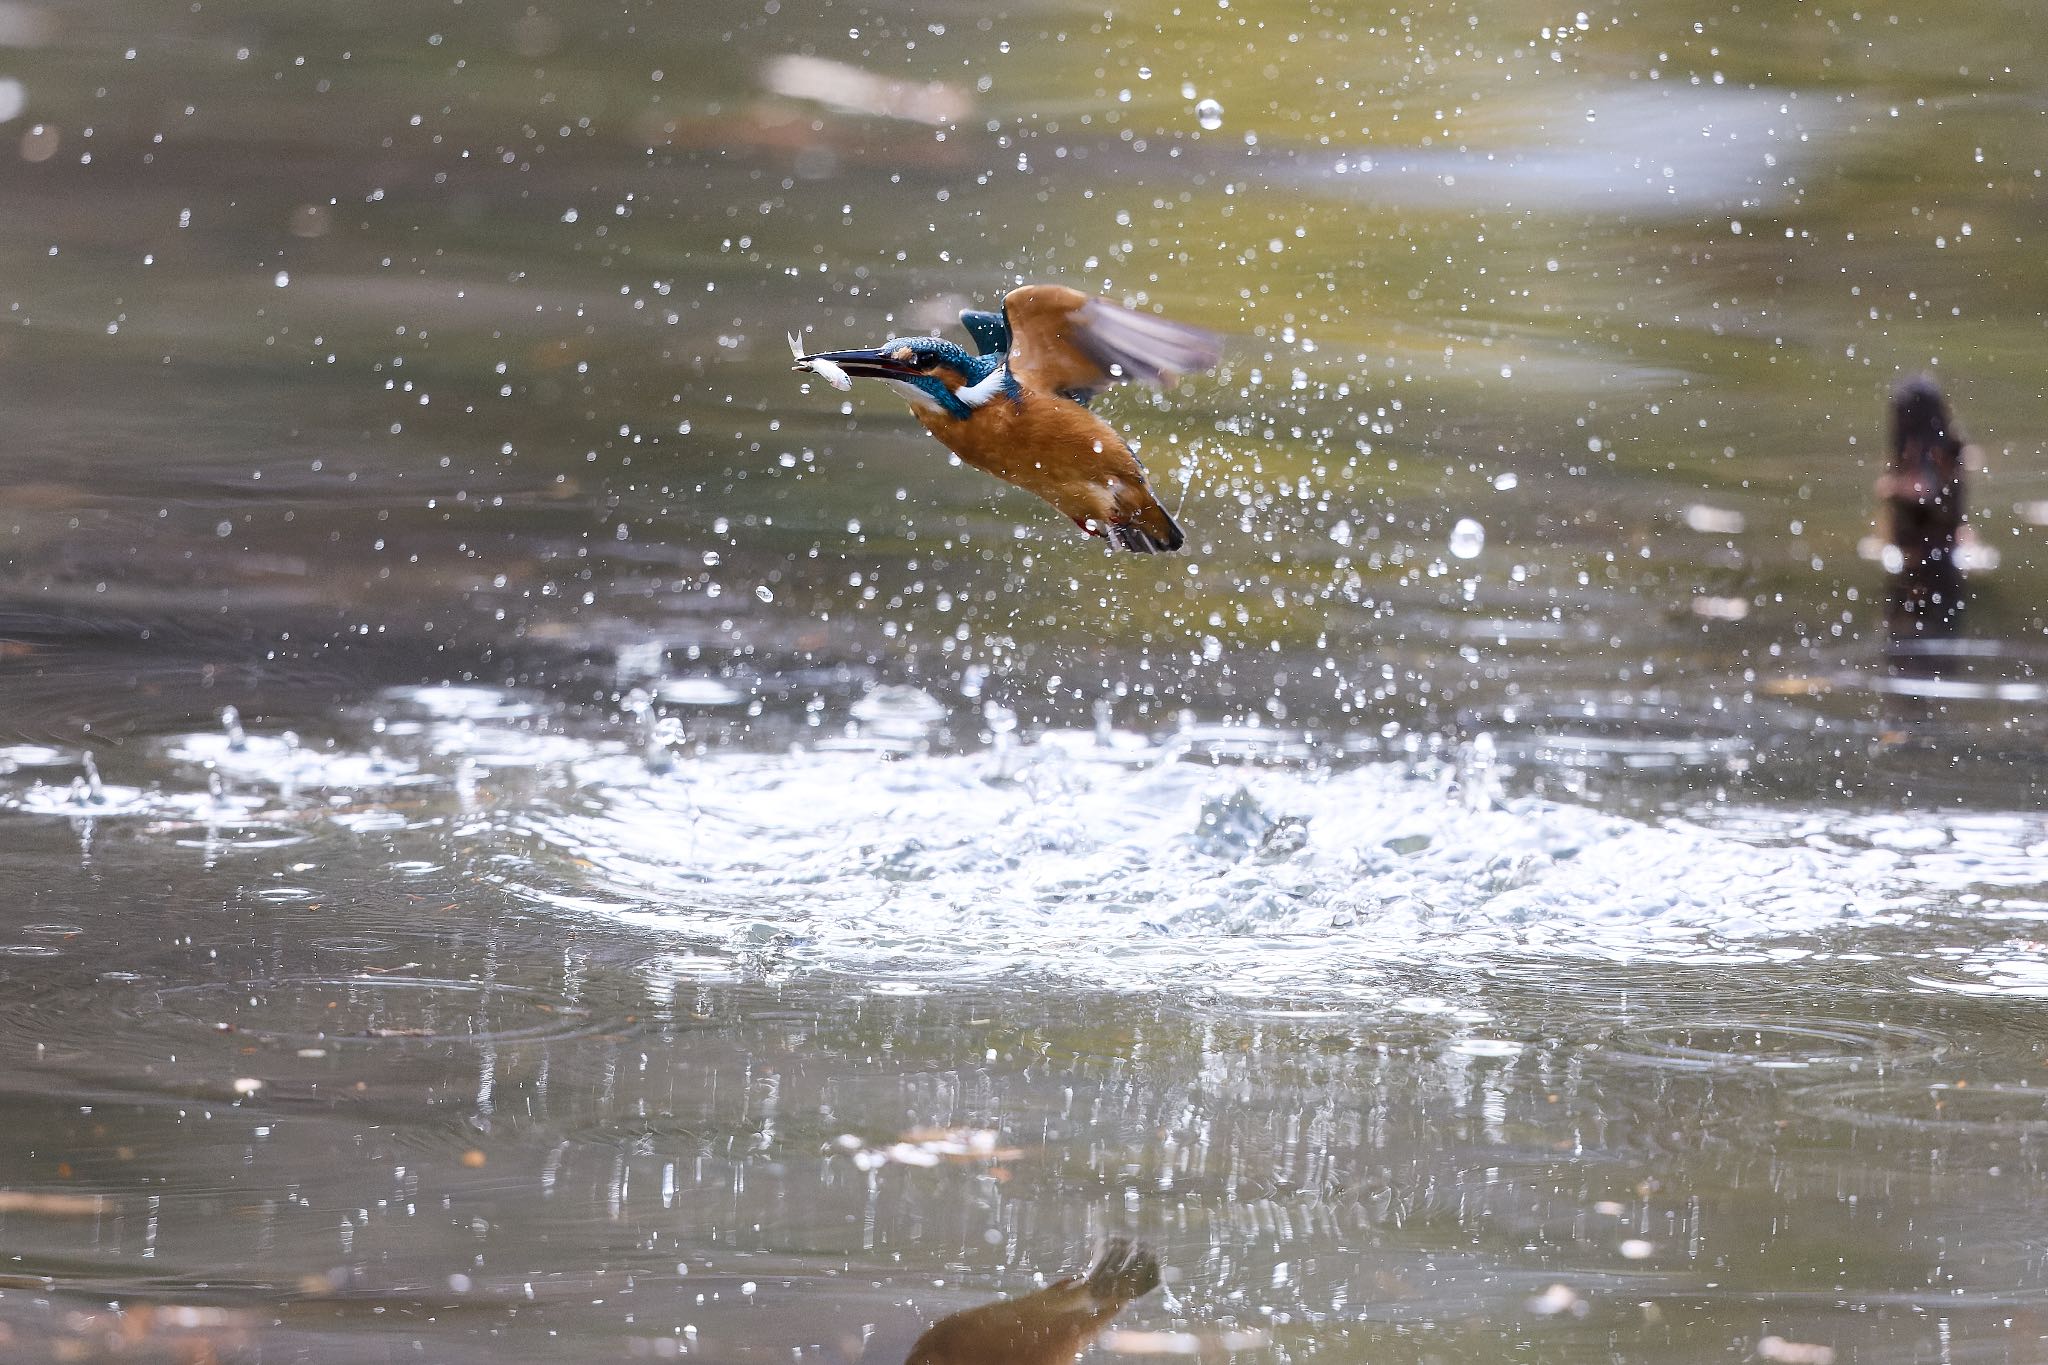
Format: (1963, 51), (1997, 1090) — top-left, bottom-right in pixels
(790, 345), (922, 379)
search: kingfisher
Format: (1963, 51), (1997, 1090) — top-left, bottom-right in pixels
(792, 284), (1221, 552)
(903, 1239), (1161, 1365)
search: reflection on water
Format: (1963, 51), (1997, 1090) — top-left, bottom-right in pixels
(0, 0), (2045, 1359)
(1879, 377), (1973, 641)
(906, 1239), (1166, 1364)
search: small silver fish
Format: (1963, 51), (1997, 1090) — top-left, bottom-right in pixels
(787, 330), (852, 391)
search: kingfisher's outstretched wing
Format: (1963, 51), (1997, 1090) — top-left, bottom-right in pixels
(995, 284), (1221, 405)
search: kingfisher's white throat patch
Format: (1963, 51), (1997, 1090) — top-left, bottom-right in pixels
(884, 378), (944, 412)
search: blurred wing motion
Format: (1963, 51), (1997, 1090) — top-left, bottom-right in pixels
(905, 1239), (1162, 1365)
(994, 285), (1222, 405)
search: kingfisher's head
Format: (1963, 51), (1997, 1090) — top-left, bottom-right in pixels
(793, 335), (1011, 420)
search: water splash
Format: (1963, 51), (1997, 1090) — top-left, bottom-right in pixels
(14, 693), (2038, 1000)
(75, 751), (106, 806)
(493, 732), (1917, 992)
(1448, 517), (1486, 560)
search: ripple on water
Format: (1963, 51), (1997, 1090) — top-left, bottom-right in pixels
(1909, 957), (2048, 998)
(1512, 726), (1752, 775)
(165, 731), (433, 791)
(4, 778), (162, 817)
(568, 1113), (720, 1152)
(0, 763), (304, 828)
(0, 744), (74, 770)
(153, 976), (622, 1047)
(653, 676), (745, 707)
(638, 950), (743, 987)
(310, 935), (405, 954)
(381, 683), (546, 721)
(160, 820), (314, 851)
(1469, 960), (1814, 1014)
(1444, 1036), (1526, 1058)
(1794, 1080), (2048, 1134)
(1597, 1018), (1947, 1073)
(298, 923), (492, 966)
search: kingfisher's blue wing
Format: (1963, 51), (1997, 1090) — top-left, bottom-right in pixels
(959, 308), (1010, 356)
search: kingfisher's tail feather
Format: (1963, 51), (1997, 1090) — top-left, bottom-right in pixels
(1108, 499), (1185, 554)
(1084, 1239), (1162, 1304)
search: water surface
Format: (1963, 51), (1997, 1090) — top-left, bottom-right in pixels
(1, 0), (2046, 1360)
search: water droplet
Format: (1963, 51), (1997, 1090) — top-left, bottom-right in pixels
(1492, 471), (1518, 491)
(273, 270), (290, 288)
(1448, 517), (1485, 560)
(1195, 98), (1224, 130)
(754, 585), (774, 603)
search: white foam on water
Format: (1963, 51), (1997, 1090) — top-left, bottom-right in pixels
(52, 690), (2040, 999)
(493, 733), (1924, 993)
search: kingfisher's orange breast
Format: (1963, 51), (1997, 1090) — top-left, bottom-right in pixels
(909, 392), (1146, 520)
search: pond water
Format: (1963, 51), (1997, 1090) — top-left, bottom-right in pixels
(1, 0), (2047, 1360)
